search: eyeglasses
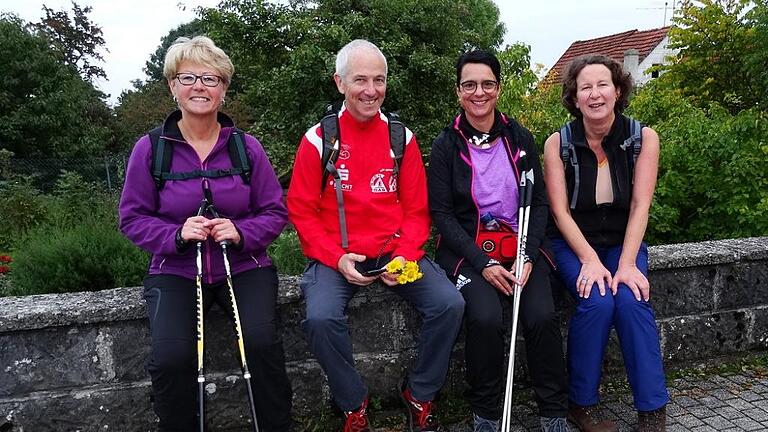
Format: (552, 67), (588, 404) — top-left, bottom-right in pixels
(174, 73), (224, 87)
(459, 80), (499, 93)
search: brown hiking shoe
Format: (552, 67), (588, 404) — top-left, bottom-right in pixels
(567, 404), (617, 432)
(637, 406), (666, 432)
(343, 397), (370, 432)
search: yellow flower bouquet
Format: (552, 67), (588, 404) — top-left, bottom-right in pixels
(385, 259), (424, 284)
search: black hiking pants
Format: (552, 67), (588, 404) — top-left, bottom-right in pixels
(143, 267), (292, 431)
(455, 258), (568, 420)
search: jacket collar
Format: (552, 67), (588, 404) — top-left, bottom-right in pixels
(161, 109), (236, 141)
(452, 110), (514, 156)
(570, 114), (623, 148)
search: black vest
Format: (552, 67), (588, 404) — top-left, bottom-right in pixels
(550, 115), (640, 246)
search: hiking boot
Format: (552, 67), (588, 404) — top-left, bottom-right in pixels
(343, 397), (370, 432)
(540, 416), (570, 432)
(473, 412), (499, 432)
(401, 386), (441, 432)
(567, 404), (617, 432)
(637, 406), (666, 432)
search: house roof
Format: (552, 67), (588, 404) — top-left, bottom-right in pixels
(542, 27), (670, 85)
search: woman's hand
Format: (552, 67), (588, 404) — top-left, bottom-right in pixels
(612, 263), (649, 301)
(181, 216), (211, 242)
(203, 218), (242, 246)
(576, 260), (613, 298)
(481, 261), (531, 296)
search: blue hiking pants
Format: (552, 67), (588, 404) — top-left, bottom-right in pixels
(300, 257), (465, 411)
(550, 239), (669, 411)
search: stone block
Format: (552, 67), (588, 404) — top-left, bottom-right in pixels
(1, 325), (116, 396)
(750, 307), (768, 350)
(717, 262), (768, 310)
(649, 267), (716, 318)
(661, 311), (751, 363)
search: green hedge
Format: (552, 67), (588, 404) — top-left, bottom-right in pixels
(8, 222), (147, 296)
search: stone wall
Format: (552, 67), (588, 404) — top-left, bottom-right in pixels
(1, 237), (767, 431)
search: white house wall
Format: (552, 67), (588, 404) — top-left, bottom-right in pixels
(637, 35), (679, 85)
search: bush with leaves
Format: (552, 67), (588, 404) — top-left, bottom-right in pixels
(0, 177), (47, 251)
(268, 229), (307, 276)
(628, 82), (768, 244)
(8, 221), (147, 296)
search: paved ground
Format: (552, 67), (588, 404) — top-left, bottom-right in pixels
(437, 368), (768, 431)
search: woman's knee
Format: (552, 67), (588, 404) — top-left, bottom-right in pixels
(149, 339), (195, 376)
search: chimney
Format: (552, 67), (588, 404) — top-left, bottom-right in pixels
(623, 49), (640, 82)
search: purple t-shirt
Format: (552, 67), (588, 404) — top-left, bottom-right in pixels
(468, 138), (519, 231)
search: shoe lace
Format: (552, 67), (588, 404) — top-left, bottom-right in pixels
(473, 413), (500, 432)
(541, 417), (570, 432)
(344, 407), (369, 432)
(406, 395), (439, 430)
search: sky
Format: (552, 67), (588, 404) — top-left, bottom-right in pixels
(1, 0), (676, 105)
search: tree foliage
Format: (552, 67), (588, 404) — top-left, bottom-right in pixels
(0, 14), (113, 158)
(33, 2), (107, 82)
(200, 0), (505, 173)
(628, 82), (768, 244)
(661, 0), (767, 112)
(495, 43), (569, 147)
(143, 19), (205, 83)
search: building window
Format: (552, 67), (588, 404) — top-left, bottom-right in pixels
(651, 63), (662, 78)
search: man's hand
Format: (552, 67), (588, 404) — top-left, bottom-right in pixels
(380, 256), (406, 286)
(338, 253), (377, 286)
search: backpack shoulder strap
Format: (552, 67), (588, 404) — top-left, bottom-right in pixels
(149, 126), (172, 190)
(629, 118), (642, 165)
(387, 112), (406, 178)
(319, 107), (341, 191)
(559, 122), (581, 210)
(559, 122), (573, 167)
(227, 128), (251, 185)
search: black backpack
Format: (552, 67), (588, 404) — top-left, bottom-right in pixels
(318, 105), (406, 191)
(148, 126), (251, 190)
(559, 118), (642, 209)
(318, 105), (407, 249)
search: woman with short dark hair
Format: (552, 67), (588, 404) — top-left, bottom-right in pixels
(543, 54), (669, 432)
(428, 49), (570, 432)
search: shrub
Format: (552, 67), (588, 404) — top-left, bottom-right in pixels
(7, 222), (147, 296)
(268, 230), (307, 276)
(0, 177), (47, 251)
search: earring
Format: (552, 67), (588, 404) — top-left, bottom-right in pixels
(173, 95), (178, 103)
(220, 97), (226, 106)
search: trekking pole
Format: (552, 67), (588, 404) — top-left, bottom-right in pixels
(204, 196), (261, 432)
(194, 198), (209, 432)
(500, 160), (535, 432)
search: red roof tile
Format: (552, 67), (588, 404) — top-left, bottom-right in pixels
(542, 27), (670, 85)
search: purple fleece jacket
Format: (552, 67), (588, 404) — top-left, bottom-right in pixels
(119, 111), (287, 283)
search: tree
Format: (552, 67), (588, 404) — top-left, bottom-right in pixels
(200, 0), (505, 174)
(495, 43), (569, 147)
(661, 0), (763, 112)
(143, 19), (205, 83)
(0, 14), (113, 158)
(33, 2), (107, 83)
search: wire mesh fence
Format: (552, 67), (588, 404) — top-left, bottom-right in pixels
(3, 154), (128, 193)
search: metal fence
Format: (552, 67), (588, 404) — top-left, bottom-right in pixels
(4, 155), (128, 193)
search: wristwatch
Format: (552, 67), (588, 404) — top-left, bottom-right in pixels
(175, 227), (188, 251)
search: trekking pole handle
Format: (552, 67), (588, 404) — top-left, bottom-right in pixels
(206, 204), (232, 247)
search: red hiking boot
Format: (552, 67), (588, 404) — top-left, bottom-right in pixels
(401, 387), (441, 432)
(343, 397), (370, 432)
